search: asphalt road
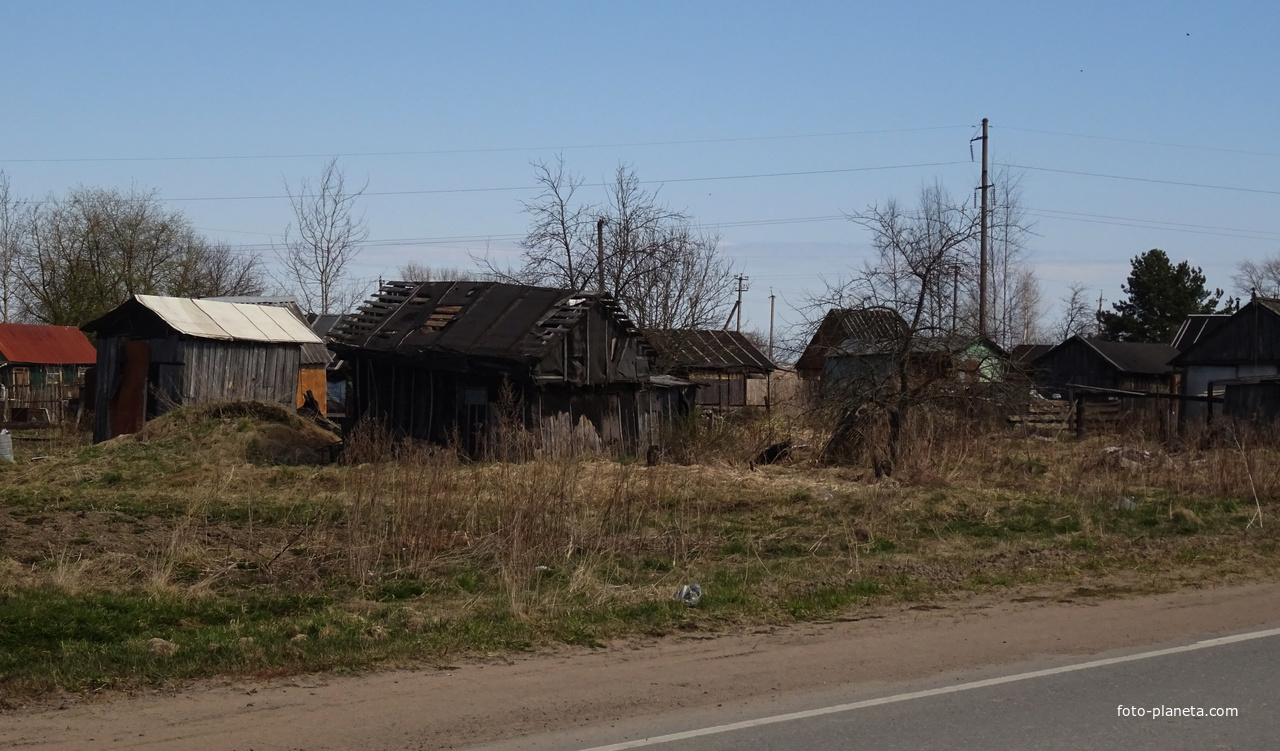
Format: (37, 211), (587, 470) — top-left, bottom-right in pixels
(476, 625), (1280, 751)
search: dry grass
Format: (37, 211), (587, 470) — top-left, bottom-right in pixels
(0, 402), (1277, 699)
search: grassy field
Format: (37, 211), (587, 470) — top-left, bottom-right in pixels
(0, 403), (1276, 701)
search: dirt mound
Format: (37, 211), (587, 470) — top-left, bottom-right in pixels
(104, 401), (340, 465)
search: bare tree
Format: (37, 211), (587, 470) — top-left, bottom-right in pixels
(0, 172), (25, 322)
(807, 184), (985, 471)
(984, 169), (1043, 347)
(396, 261), (475, 282)
(1233, 253), (1280, 298)
(1052, 282), (1095, 342)
(489, 161), (737, 329)
(14, 186), (266, 326)
(279, 158), (369, 314)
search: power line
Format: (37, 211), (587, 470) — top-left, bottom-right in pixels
(1025, 207), (1280, 241)
(999, 162), (1280, 197)
(0, 125), (969, 165)
(145, 160), (970, 202)
(999, 125), (1280, 160)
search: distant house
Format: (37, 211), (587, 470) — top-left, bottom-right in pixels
(1170, 298), (1280, 422)
(82, 295), (326, 442)
(646, 329), (775, 410)
(1030, 336), (1178, 396)
(796, 307), (907, 381)
(0, 323), (97, 424)
(329, 281), (680, 453)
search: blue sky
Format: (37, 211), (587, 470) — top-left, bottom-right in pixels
(3, 2), (1278, 339)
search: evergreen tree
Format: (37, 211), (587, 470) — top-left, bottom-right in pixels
(1099, 249), (1222, 342)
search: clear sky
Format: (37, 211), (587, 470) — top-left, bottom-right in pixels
(3, 2), (1278, 341)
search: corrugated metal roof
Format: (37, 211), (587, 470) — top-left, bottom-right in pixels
(0, 323), (97, 365)
(647, 329), (775, 374)
(134, 295), (322, 344)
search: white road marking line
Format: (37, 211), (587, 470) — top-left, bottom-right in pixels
(579, 625), (1280, 750)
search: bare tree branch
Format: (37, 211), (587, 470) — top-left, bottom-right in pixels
(279, 158), (369, 314)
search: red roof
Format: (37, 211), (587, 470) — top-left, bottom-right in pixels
(0, 323), (97, 365)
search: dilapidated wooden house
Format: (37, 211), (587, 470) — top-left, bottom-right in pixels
(329, 281), (680, 453)
(0, 323), (97, 424)
(646, 329), (775, 411)
(82, 295), (327, 442)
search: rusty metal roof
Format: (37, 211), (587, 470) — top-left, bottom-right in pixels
(647, 329), (775, 374)
(0, 323), (97, 365)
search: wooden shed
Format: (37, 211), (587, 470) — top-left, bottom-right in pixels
(82, 295), (326, 442)
(1030, 336), (1178, 396)
(646, 329), (775, 411)
(0, 323), (97, 424)
(330, 281), (680, 454)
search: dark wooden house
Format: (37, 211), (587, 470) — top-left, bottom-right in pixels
(1030, 336), (1178, 396)
(329, 281), (678, 453)
(1170, 298), (1280, 422)
(646, 329), (775, 410)
(82, 295), (327, 442)
(0, 323), (97, 424)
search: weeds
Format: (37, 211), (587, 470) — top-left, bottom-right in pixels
(0, 403), (1277, 698)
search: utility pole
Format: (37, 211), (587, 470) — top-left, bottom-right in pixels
(978, 118), (990, 339)
(596, 218), (606, 294)
(951, 264), (960, 336)
(735, 274), (748, 332)
(1096, 291), (1104, 337)
(768, 290), (776, 361)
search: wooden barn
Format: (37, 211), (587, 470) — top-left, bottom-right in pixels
(82, 295), (326, 442)
(0, 323), (97, 424)
(330, 281), (682, 454)
(646, 329), (775, 411)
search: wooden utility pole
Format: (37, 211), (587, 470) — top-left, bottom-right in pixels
(768, 290), (776, 361)
(979, 117), (990, 339)
(596, 218), (606, 293)
(734, 274), (748, 332)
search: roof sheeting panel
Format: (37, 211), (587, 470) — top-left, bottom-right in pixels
(0, 323), (97, 365)
(135, 295), (322, 344)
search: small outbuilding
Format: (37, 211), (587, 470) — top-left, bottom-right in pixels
(330, 281), (679, 454)
(82, 295), (326, 442)
(646, 329), (775, 411)
(1030, 335), (1178, 396)
(796, 307), (907, 381)
(0, 323), (97, 424)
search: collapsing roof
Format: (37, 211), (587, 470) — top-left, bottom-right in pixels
(330, 281), (648, 365)
(646, 329), (775, 374)
(0, 323), (97, 365)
